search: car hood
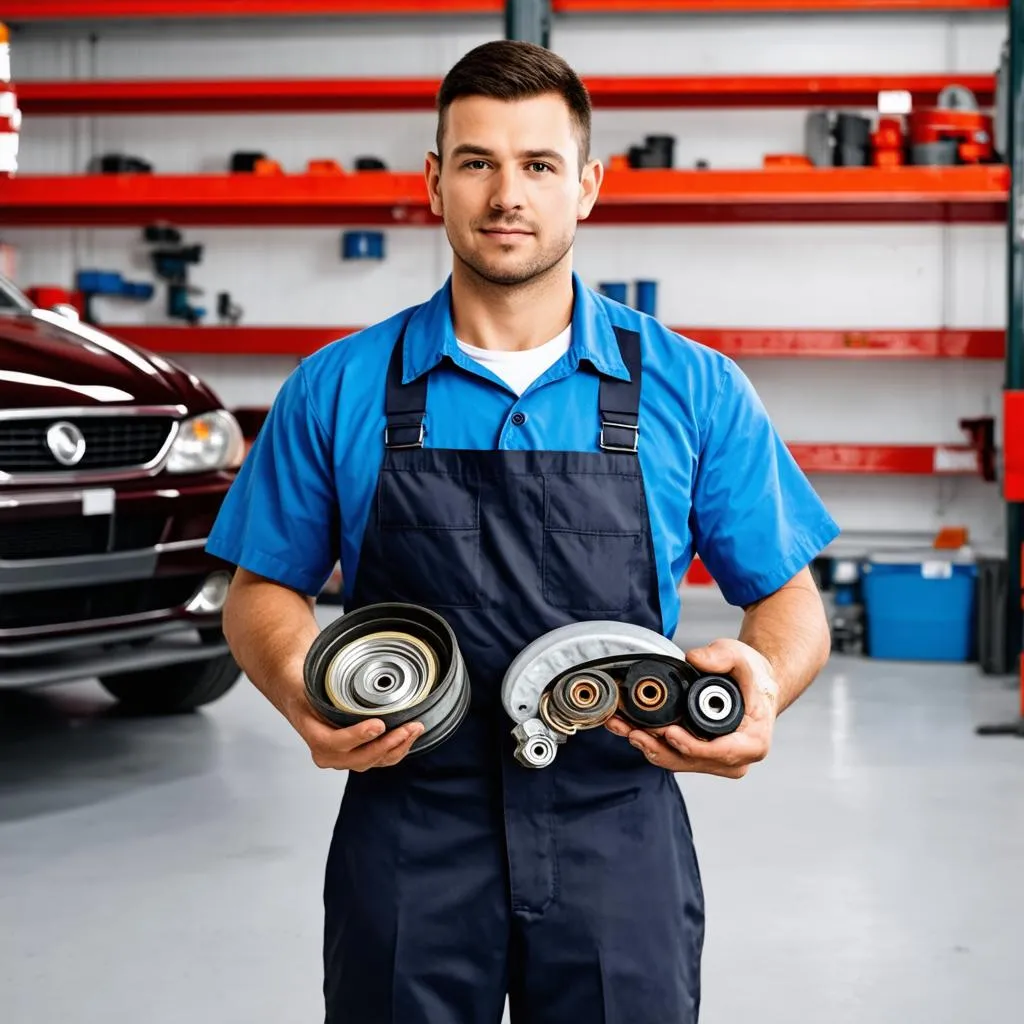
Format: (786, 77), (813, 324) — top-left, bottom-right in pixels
(0, 311), (221, 413)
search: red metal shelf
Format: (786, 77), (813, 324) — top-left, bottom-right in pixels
(557, 0), (1006, 10)
(0, 1), (501, 19)
(0, 167), (1008, 226)
(111, 325), (360, 354)
(0, 0), (1004, 18)
(686, 327), (1005, 358)
(16, 74), (997, 116)
(789, 443), (984, 475)
(108, 324), (1005, 359)
(584, 73), (996, 110)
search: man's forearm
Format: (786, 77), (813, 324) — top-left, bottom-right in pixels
(222, 571), (322, 730)
(737, 569), (831, 713)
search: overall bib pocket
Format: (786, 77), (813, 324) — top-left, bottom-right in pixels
(542, 473), (642, 613)
(377, 470), (481, 608)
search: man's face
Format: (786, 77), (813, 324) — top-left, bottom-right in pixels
(426, 93), (602, 286)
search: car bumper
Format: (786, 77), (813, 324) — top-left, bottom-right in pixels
(0, 472), (234, 687)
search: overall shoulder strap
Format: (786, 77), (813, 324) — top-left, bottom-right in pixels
(383, 313), (427, 449)
(598, 327), (642, 454)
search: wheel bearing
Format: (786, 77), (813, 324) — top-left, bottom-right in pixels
(304, 602), (470, 756)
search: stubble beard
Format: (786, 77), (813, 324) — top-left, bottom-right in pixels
(449, 223), (576, 288)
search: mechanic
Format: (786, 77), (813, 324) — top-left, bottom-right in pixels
(208, 38), (840, 1024)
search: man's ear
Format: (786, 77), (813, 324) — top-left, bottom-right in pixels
(425, 152), (443, 218)
(578, 158), (604, 221)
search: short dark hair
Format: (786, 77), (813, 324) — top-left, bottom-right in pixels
(435, 40), (592, 169)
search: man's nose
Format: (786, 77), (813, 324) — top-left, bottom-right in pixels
(490, 167), (525, 211)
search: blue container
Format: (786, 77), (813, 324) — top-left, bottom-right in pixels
(861, 550), (977, 661)
(76, 269), (124, 294)
(342, 230), (385, 261)
(634, 279), (658, 316)
(598, 281), (628, 304)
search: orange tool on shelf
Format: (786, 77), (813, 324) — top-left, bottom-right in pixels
(909, 108), (995, 162)
(933, 526), (970, 549)
(908, 84), (995, 164)
(307, 159), (346, 175)
(763, 154), (813, 169)
(871, 116), (905, 168)
(253, 157), (284, 175)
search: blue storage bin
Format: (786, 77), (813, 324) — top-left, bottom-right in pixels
(862, 550), (977, 662)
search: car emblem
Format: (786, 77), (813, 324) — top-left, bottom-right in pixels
(46, 421), (87, 467)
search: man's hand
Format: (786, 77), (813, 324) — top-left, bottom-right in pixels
(287, 697), (424, 772)
(605, 638), (779, 779)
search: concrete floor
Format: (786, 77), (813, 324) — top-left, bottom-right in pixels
(2, 591), (1023, 1024)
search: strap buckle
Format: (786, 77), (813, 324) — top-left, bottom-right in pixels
(384, 422), (425, 449)
(599, 420), (639, 454)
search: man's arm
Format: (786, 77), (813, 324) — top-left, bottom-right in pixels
(222, 568), (423, 771)
(605, 567), (831, 779)
(738, 566), (832, 714)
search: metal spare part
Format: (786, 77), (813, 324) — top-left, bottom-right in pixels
(304, 602), (470, 756)
(686, 674), (745, 740)
(541, 668), (619, 735)
(501, 620), (746, 768)
(512, 718), (563, 769)
(619, 657), (690, 729)
(502, 621), (682, 769)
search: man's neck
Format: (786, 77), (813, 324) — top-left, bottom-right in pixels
(450, 257), (574, 353)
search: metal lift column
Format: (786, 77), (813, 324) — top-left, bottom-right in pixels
(979, 0), (1024, 736)
(505, 0), (551, 47)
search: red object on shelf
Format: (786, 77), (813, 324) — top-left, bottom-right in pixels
(307, 159), (346, 175)
(871, 116), (906, 168)
(0, 167), (1008, 226)
(789, 443), (984, 475)
(106, 325), (1005, 359)
(0, 0), (1004, 17)
(16, 74), (998, 116)
(762, 154), (814, 169)
(1005, 391), (1024, 501)
(909, 107), (995, 163)
(25, 285), (77, 311)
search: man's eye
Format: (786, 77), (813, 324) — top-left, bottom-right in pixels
(529, 162), (553, 173)
(464, 160), (489, 170)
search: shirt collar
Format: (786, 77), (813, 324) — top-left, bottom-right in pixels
(401, 271), (632, 384)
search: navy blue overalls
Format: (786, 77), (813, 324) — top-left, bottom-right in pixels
(323, 322), (706, 1023)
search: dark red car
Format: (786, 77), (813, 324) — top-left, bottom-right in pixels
(0, 273), (242, 711)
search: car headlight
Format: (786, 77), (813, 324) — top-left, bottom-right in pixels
(167, 410), (245, 474)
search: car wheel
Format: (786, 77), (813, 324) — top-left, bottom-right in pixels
(100, 653), (241, 713)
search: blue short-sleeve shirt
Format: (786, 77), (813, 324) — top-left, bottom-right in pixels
(207, 272), (840, 636)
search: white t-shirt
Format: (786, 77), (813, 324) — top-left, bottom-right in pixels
(457, 325), (571, 397)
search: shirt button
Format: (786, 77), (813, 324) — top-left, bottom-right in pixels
(511, 412), (527, 427)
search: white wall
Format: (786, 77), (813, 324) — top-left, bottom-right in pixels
(2, 9), (1010, 552)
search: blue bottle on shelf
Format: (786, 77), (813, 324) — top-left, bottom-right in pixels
(635, 279), (658, 317)
(598, 281), (628, 304)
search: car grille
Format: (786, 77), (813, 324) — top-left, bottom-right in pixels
(0, 417), (175, 474)
(0, 515), (168, 560)
(0, 574), (206, 631)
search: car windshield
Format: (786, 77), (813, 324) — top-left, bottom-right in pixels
(0, 276), (33, 313)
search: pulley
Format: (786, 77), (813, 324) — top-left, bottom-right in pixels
(304, 602), (470, 756)
(500, 620), (744, 768)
